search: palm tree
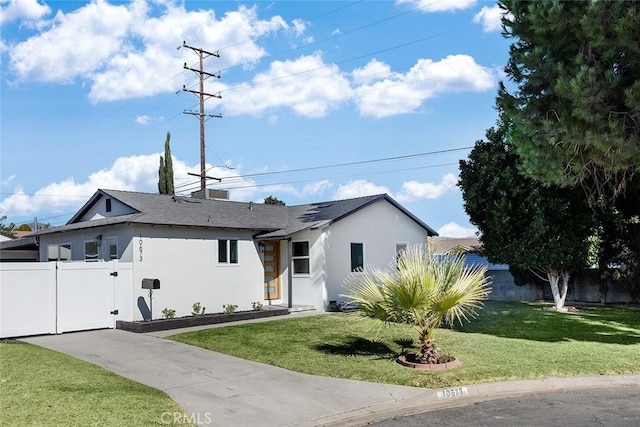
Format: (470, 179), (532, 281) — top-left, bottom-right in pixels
(344, 244), (491, 364)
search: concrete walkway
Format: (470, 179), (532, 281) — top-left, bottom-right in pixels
(22, 326), (640, 427)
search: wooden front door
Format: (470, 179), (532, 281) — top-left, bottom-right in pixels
(263, 241), (281, 300)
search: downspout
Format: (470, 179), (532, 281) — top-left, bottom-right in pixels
(287, 237), (293, 309)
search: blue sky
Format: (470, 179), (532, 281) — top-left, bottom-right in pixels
(1, 0), (510, 236)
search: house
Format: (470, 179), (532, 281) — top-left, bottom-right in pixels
(0, 231), (39, 262)
(31, 189), (437, 319)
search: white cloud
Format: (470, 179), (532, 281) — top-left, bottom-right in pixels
(303, 180), (332, 196)
(352, 59), (392, 85)
(10, 0), (148, 83)
(353, 55), (495, 118)
(290, 18), (307, 36)
(473, 5), (508, 33)
(396, 0), (477, 13)
(1, 175), (17, 187)
(333, 180), (391, 200)
(135, 115), (149, 125)
(5, 2), (497, 118)
(0, 153), (255, 216)
(7, 2), (294, 102)
(0, 0), (51, 24)
(224, 52), (352, 118)
(396, 173), (458, 202)
(437, 222), (477, 238)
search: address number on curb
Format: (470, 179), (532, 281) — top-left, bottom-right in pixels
(436, 387), (469, 399)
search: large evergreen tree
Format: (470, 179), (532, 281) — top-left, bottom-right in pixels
(497, 0), (640, 301)
(158, 132), (175, 195)
(497, 0), (640, 202)
(459, 120), (595, 310)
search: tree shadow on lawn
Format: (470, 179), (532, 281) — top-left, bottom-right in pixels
(313, 336), (417, 360)
(452, 301), (640, 345)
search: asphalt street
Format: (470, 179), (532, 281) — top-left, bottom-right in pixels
(373, 386), (640, 427)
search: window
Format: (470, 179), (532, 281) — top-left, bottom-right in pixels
(105, 198), (112, 212)
(85, 241), (98, 261)
(218, 239), (238, 264)
(106, 237), (118, 260)
(292, 241), (309, 274)
(47, 243), (72, 261)
(351, 243), (364, 272)
(395, 243), (408, 265)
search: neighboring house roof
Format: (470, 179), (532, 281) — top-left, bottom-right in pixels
(0, 231), (15, 241)
(257, 193), (438, 239)
(0, 235), (38, 251)
(463, 253), (509, 271)
(431, 237), (481, 254)
(431, 237), (509, 271)
(35, 190), (437, 239)
(12, 230), (34, 238)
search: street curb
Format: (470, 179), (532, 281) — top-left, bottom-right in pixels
(298, 374), (640, 426)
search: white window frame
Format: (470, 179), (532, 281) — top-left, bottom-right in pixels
(218, 239), (239, 265)
(350, 242), (364, 272)
(291, 240), (310, 275)
(395, 242), (408, 264)
(84, 240), (99, 262)
(47, 243), (72, 261)
(106, 236), (118, 260)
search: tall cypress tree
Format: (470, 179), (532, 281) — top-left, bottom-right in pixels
(158, 155), (167, 194)
(164, 132), (175, 195)
(158, 132), (175, 195)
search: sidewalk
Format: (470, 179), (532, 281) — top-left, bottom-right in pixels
(22, 326), (640, 427)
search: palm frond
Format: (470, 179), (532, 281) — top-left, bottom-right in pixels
(343, 243), (491, 358)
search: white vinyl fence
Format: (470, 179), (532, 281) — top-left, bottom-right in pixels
(0, 261), (133, 338)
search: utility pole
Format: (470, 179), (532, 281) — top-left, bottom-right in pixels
(181, 41), (222, 199)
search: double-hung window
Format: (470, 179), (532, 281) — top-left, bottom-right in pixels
(218, 239), (238, 264)
(85, 240), (99, 261)
(292, 241), (310, 274)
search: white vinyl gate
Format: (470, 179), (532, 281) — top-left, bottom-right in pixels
(0, 261), (133, 338)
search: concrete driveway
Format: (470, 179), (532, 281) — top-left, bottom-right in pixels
(22, 328), (640, 427)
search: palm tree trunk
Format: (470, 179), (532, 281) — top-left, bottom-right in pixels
(419, 329), (438, 364)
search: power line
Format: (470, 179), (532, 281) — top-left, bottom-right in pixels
(172, 147), (470, 195)
(175, 161), (458, 196)
(223, 146), (470, 182)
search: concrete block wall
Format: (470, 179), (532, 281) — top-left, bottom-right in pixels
(486, 269), (635, 304)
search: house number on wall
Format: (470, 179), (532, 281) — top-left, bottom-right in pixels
(139, 235), (143, 262)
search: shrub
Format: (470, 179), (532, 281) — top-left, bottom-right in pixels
(192, 302), (206, 316)
(161, 308), (176, 319)
(251, 301), (263, 311)
(222, 304), (238, 315)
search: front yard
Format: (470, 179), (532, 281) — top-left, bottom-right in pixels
(0, 340), (191, 426)
(169, 301), (640, 389)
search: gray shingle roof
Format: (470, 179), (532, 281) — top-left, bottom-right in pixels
(257, 194), (438, 239)
(38, 189), (288, 236)
(36, 190), (437, 238)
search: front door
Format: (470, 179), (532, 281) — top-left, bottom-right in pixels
(263, 241), (281, 300)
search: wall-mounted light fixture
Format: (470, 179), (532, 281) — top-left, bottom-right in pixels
(95, 234), (102, 247)
(258, 241), (265, 252)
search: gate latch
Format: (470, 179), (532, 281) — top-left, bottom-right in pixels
(110, 310), (119, 315)
(110, 272), (118, 277)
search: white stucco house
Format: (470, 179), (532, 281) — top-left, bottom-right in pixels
(32, 189), (437, 319)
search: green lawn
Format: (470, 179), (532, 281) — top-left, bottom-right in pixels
(0, 340), (192, 426)
(169, 301), (640, 389)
